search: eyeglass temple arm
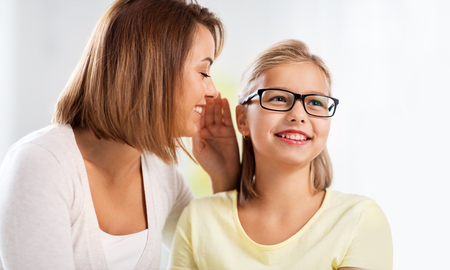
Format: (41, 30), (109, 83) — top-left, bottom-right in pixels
(242, 92), (258, 104)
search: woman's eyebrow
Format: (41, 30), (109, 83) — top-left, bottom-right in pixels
(201, 57), (213, 66)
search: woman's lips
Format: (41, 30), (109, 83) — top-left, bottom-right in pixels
(193, 106), (203, 114)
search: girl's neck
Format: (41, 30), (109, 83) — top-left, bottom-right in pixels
(237, 157), (326, 245)
(246, 157), (322, 215)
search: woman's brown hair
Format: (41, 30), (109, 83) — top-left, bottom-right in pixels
(237, 39), (333, 201)
(52, 0), (224, 164)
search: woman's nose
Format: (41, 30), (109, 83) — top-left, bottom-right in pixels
(205, 78), (218, 99)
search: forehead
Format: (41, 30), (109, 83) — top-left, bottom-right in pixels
(186, 24), (215, 65)
(257, 63), (330, 95)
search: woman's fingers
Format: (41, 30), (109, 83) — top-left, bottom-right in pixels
(221, 98), (233, 127)
(213, 92), (222, 125)
(204, 98), (214, 126)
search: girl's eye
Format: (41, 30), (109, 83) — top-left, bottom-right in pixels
(269, 96), (287, 102)
(308, 99), (323, 107)
(200, 72), (210, 79)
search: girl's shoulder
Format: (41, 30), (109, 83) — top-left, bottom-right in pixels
(323, 190), (393, 268)
(322, 189), (389, 228)
(187, 190), (237, 212)
(326, 189), (375, 206)
(324, 189), (382, 210)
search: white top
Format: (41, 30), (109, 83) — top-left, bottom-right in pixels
(0, 124), (194, 270)
(100, 229), (148, 270)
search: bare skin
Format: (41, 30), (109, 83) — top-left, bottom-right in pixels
(73, 127), (146, 235)
(237, 160), (325, 245)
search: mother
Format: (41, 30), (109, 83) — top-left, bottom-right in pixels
(0, 0), (239, 269)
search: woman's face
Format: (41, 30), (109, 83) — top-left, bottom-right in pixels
(238, 63), (331, 167)
(178, 24), (218, 137)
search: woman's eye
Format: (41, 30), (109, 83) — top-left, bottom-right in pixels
(200, 72), (210, 79)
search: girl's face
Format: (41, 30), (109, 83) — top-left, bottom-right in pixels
(179, 24), (217, 137)
(238, 63), (331, 167)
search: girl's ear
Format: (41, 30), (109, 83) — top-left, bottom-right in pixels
(235, 105), (248, 135)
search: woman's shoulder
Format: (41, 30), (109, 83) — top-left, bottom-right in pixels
(0, 124), (82, 188)
(0, 124), (83, 213)
(7, 124), (75, 157)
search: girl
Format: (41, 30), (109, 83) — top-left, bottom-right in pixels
(169, 39), (393, 270)
(0, 0), (239, 269)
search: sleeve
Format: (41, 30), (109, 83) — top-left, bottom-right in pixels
(340, 200), (393, 270)
(167, 203), (199, 270)
(161, 169), (194, 250)
(0, 143), (76, 270)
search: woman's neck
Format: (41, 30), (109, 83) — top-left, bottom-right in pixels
(73, 127), (142, 184)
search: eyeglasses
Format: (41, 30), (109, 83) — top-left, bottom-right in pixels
(242, 89), (339, 117)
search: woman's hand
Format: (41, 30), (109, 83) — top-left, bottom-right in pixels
(192, 93), (240, 193)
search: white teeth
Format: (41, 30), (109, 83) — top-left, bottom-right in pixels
(280, 134), (307, 141)
(194, 106), (202, 114)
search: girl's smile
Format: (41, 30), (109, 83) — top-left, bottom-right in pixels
(239, 63), (331, 167)
(275, 129), (310, 145)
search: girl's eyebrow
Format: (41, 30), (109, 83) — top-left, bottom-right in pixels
(265, 87), (328, 95)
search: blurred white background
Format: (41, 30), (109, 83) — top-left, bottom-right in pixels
(1, 0), (449, 269)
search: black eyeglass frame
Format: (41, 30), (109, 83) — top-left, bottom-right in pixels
(242, 88), (340, 117)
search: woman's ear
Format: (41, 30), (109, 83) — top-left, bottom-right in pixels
(235, 105), (248, 135)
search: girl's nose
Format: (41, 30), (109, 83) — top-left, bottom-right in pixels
(285, 100), (307, 123)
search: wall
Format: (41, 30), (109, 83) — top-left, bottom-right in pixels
(1, 0), (449, 268)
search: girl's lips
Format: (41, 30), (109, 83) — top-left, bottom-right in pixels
(276, 135), (310, 145)
(275, 130), (311, 145)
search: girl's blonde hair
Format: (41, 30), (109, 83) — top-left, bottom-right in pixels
(52, 0), (224, 164)
(238, 39), (333, 200)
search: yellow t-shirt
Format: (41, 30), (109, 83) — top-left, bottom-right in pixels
(169, 189), (393, 270)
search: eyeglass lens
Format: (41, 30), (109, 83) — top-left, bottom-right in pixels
(260, 90), (336, 116)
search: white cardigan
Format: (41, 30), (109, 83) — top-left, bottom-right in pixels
(0, 124), (193, 269)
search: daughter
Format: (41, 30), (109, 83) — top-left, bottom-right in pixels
(169, 40), (393, 270)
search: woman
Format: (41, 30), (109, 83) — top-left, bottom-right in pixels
(0, 0), (239, 269)
(169, 40), (393, 269)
